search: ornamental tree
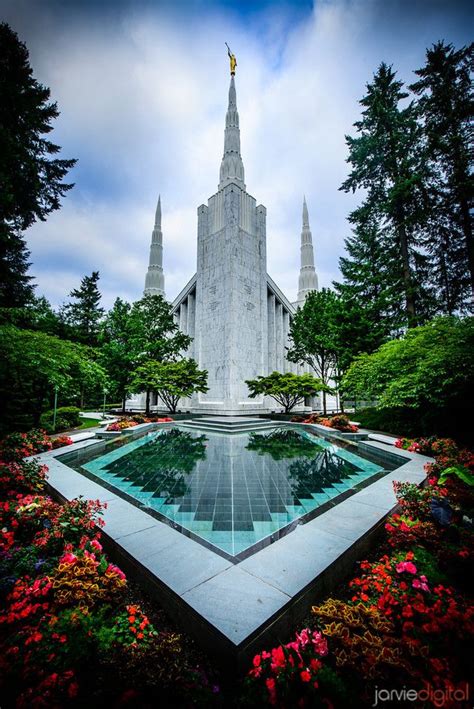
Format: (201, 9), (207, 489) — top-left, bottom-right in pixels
(130, 359), (208, 414)
(245, 372), (328, 413)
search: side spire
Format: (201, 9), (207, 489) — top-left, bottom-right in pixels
(218, 76), (246, 191)
(144, 194), (165, 298)
(296, 197), (318, 306)
(155, 194), (161, 228)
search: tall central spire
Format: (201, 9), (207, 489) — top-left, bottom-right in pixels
(296, 197), (318, 306)
(218, 76), (246, 191)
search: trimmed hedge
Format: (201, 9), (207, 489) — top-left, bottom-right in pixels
(39, 406), (81, 433)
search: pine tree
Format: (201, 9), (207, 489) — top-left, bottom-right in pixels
(410, 41), (474, 310)
(0, 232), (34, 307)
(340, 63), (429, 328)
(63, 271), (104, 346)
(0, 23), (76, 308)
(335, 208), (404, 338)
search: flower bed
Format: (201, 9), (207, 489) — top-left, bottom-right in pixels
(2, 428), (473, 706)
(302, 413), (359, 433)
(243, 436), (474, 707)
(0, 429), (219, 707)
(106, 416), (173, 432)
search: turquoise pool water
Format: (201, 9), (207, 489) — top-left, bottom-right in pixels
(73, 425), (386, 559)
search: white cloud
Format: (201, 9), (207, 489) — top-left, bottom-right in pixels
(2, 0), (471, 308)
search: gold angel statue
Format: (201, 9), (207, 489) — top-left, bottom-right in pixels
(225, 43), (237, 75)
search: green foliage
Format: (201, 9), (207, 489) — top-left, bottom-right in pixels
(40, 406), (81, 432)
(343, 317), (473, 409)
(129, 294), (191, 363)
(246, 371), (327, 413)
(0, 296), (61, 335)
(0, 325), (108, 434)
(0, 23), (76, 308)
(61, 271), (105, 346)
(100, 295), (193, 413)
(343, 317), (473, 439)
(438, 466), (474, 488)
(99, 298), (135, 409)
(130, 359), (208, 413)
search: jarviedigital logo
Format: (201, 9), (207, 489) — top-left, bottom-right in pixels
(373, 682), (470, 707)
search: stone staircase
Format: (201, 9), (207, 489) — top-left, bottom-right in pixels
(177, 416), (281, 434)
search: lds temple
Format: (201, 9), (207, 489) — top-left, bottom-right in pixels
(128, 53), (319, 415)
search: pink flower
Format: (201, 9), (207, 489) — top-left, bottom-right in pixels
(395, 561), (417, 575)
(60, 552), (77, 565)
(311, 631), (328, 656)
(90, 539), (102, 552)
(296, 628), (311, 646)
(412, 577), (430, 592)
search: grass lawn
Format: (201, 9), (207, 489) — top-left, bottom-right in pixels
(79, 417), (101, 429)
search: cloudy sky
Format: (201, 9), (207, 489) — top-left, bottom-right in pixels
(1, 0), (472, 309)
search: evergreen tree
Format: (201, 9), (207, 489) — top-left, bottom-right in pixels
(63, 271), (104, 346)
(335, 208), (403, 338)
(410, 41), (474, 310)
(340, 63), (429, 328)
(0, 23), (76, 307)
(0, 233), (34, 308)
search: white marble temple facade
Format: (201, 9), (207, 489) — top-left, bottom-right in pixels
(129, 74), (321, 415)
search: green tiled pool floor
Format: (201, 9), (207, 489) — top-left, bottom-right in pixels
(79, 426), (385, 559)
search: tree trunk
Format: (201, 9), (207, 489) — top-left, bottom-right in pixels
(121, 394), (126, 414)
(397, 220), (417, 327)
(145, 389), (150, 416)
(459, 193), (474, 302)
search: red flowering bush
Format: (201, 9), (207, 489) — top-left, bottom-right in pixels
(0, 459), (47, 497)
(106, 419), (138, 431)
(110, 604), (157, 647)
(303, 414), (359, 432)
(244, 628), (347, 707)
(385, 513), (439, 549)
(0, 427), (219, 708)
(0, 429), (52, 462)
(51, 435), (73, 449)
(106, 416), (173, 431)
(6, 495), (106, 556)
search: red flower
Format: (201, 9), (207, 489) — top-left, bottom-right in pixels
(300, 670), (311, 683)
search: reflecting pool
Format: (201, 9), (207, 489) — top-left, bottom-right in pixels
(70, 425), (389, 560)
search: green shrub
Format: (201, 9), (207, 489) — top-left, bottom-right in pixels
(40, 406), (81, 432)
